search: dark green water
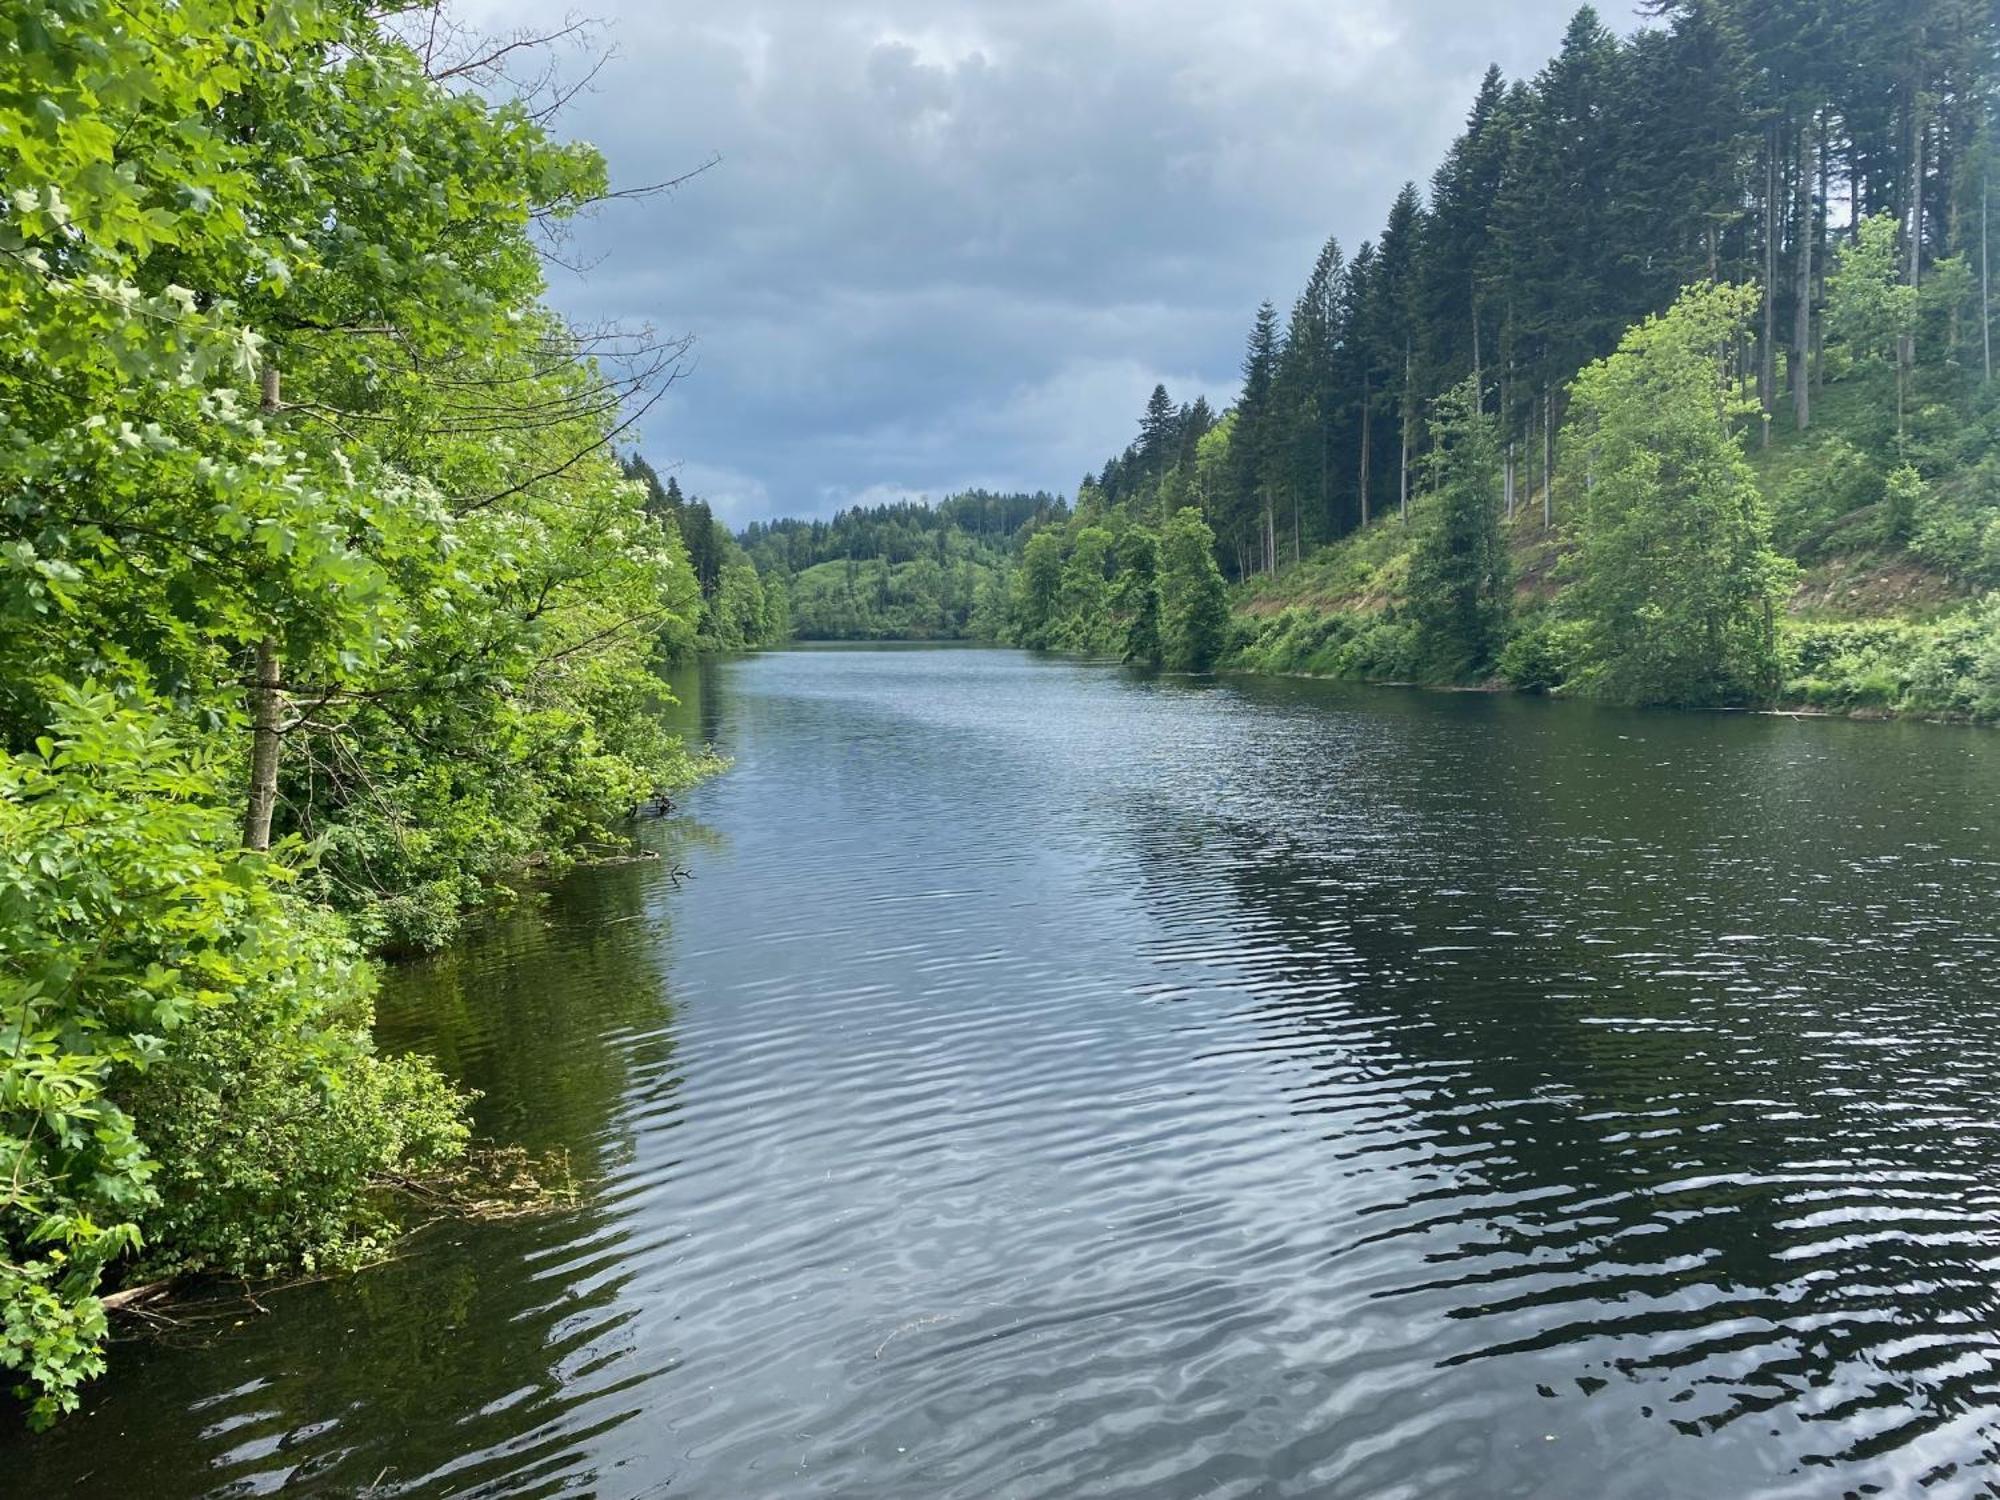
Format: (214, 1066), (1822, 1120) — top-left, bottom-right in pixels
(16, 646), (2000, 1498)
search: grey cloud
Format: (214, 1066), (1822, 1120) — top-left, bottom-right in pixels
(463, 0), (1645, 523)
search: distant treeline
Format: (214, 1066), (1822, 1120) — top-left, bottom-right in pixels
(735, 492), (1068, 640)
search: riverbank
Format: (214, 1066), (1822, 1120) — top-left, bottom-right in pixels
(1228, 505), (2000, 724)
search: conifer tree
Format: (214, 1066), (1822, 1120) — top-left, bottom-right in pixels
(1420, 68), (1510, 402)
(1139, 384), (1179, 479)
(1408, 378), (1510, 678)
(1232, 303), (1284, 574)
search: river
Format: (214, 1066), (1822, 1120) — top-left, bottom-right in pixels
(17, 645), (2000, 1497)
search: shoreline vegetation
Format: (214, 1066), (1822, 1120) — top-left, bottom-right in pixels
(0, 3), (739, 1424)
(682, 7), (2000, 728)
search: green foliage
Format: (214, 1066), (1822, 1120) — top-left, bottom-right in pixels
(1159, 510), (1231, 672)
(0, 0), (722, 1418)
(1012, 531), (1066, 648)
(1824, 216), (1918, 381)
(0, 690), (464, 1423)
(1560, 284), (1796, 705)
(1113, 531), (1162, 665)
(1769, 435), (1885, 553)
(1053, 528), (1122, 654)
(734, 491), (1060, 643)
(1881, 463), (1925, 544)
(786, 555), (987, 640)
(1497, 612), (1580, 693)
(121, 977), (469, 1280)
(1232, 607), (1417, 680)
(1781, 600), (2000, 720)
(1910, 459), (2000, 586)
(1407, 377), (1509, 679)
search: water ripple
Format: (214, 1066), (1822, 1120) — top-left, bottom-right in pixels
(14, 648), (2000, 1498)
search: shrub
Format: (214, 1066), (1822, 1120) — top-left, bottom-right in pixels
(0, 689), (467, 1424)
(1498, 613), (1580, 693)
(1771, 435), (1881, 554)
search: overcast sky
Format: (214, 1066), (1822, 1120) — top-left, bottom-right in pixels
(460, 1), (1646, 525)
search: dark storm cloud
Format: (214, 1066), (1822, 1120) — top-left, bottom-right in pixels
(463, 0), (1643, 523)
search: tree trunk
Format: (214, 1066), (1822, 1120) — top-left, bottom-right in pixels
(1898, 92), (1924, 447)
(1813, 110), (1829, 394)
(1984, 168), (1992, 383)
(1760, 123), (1777, 449)
(1904, 84), (1923, 330)
(1470, 291), (1482, 403)
(242, 635), (282, 852)
(1542, 388), (1553, 532)
(1399, 344), (1412, 525)
(1358, 378), (1372, 528)
(1504, 441), (1515, 521)
(243, 362), (284, 852)
(1793, 116), (1814, 433)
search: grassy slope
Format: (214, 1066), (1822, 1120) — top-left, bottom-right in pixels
(1228, 394), (1998, 719)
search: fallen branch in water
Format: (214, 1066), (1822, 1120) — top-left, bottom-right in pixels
(382, 1142), (586, 1222)
(100, 1145), (588, 1333)
(101, 1281), (174, 1313)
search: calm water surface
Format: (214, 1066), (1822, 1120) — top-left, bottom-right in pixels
(17, 647), (2000, 1498)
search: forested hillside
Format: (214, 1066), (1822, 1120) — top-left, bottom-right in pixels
(993, 1), (2000, 719)
(738, 491), (1065, 639)
(0, 2), (725, 1421)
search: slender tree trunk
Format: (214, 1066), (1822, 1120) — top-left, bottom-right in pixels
(1760, 123), (1777, 449)
(1470, 292), (1482, 403)
(1524, 403), (1535, 516)
(1504, 441), (1515, 521)
(1905, 84), (1924, 326)
(1813, 110), (1829, 394)
(243, 363), (285, 852)
(1984, 168), (1992, 383)
(1793, 116), (1814, 433)
(1318, 394), (1333, 539)
(1541, 388), (1553, 532)
(1358, 378), (1372, 528)
(1898, 91), (1924, 446)
(1399, 344), (1412, 524)
(242, 635), (282, 851)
